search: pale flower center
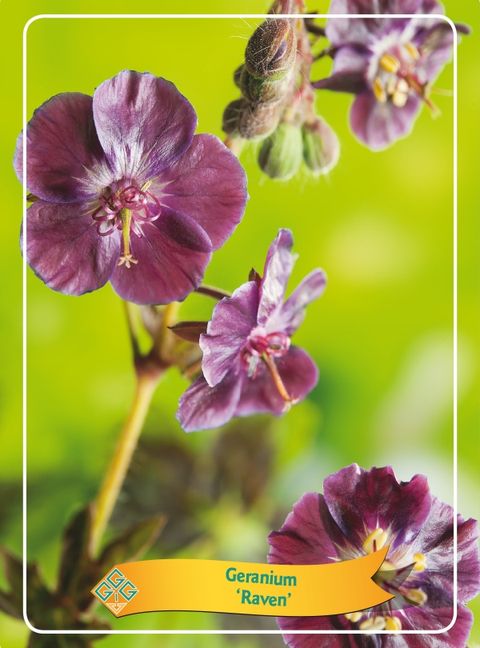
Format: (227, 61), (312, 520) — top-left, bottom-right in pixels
(343, 527), (428, 631)
(241, 331), (294, 407)
(372, 42), (435, 111)
(91, 180), (161, 269)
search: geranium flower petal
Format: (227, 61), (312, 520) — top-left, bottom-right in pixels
(313, 45), (369, 94)
(410, 497), (480, 603)
(278, 270), (327, 334)
(176, 374), (243, 433)
(277, 614), (344, 647)
(257, 228), (295, 325)
(23, 201), (120, 295)
(269, 492), (345, 565)
(323, 465), (432, 550)
(200, 282), (259, 387)
(350, 91), (421, 150)
(15, 93), (106, 203)
(92, 70), (197, 182)
(236, 347), (318, 417)
(110, 208), (212, 305)
(155, 134), (248, 249)
(392, 603), (473, 647)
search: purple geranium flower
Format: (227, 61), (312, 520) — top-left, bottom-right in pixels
(268, 464), (480, 647)
(16, 70), (247, 304)
(177, 229), (326, 432)
(314, 1), (464, 150)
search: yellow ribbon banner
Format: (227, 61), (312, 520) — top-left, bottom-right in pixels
(92, 548), (392, 617)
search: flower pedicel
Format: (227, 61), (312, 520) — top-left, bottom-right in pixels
(17, 70), (247, 304)
(269, 464), (480, 646)
(177, 229), (326, 432)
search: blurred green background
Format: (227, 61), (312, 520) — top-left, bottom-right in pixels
(0, 0), (478, 645)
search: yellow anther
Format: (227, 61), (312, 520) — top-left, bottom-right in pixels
(385, 616), (402, 631)
(360, 616), (387, 631)
(373, 78), (387, 103)
(345, 612), (363, 623)
(380, 53), (401, 74)
(413, 552), (427, 572)
(379, 559), (396, 572)
(392, 90), (409, 108)
(404, 588), (428, 605)
(404, 42), (420, 60)
(363, 528), (388, 553)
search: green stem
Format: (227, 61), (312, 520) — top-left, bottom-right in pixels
(89, 371), (162, 556)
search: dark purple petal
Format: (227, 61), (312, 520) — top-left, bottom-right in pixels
(323, 465), (432, 550)
(176, 373), (243, 432)
(391, 603), (473, 647)
(416, 22), (455, 81)
(278, 270), (327, 335)
(257, 229), (295, 325)
(200, 282), (259, 387)
(110, 208), (212, 305)
(154, 134), (248, 249)
(268, 493), (344, 566)
(236, 347), (318, 417)
(350, 91), (421, 150)
(92, 71), (196, 183)
(23, 201), (120, 295)
(277, 614), (344, 648)
(409, 497), (480, 604)
(313, 46), (369, 94)
(15, 93), (106, 203)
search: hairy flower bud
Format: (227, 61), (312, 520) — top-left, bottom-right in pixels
(258, 122), (303, 180)
(222, 98), (246, 136)
(239, 101), (284, 140)
(239, 67), (291, 105)
(245, 18), (296, 81)
(302, 118), (340, 176)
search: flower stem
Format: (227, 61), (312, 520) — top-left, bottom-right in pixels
(196, 284), (232, 301)
(224, 136), (245, 157)
(89, 371), (163, 556)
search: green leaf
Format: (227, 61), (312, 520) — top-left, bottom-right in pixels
(0, 588), (22, 619)
(57, 505), (93, 597)
(98, 515), (165, 572)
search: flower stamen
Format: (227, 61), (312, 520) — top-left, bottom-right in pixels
(402, 587), (428, 605)
(359, 616), (386, 631)
(262, 353), (293, 406)
(363, 528), (389, 553)
(118, 209), (138, 269)
(345, 612), (363, 623)
(385, 616), (402, 630)
(413, 552), (427, 572)
(380, 53), (400, 74)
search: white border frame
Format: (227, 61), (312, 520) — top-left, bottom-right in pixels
(22, 12), (459, 637)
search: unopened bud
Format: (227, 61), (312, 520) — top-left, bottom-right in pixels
(240, 67), (291, 105)
(233, 65), (244, 89)
(238, 101), (284, 140)
(258, 122), (303, 180)
(246, 18), (296, 81)
(223, 98), (247, 136)
(302, 118), (340, 176)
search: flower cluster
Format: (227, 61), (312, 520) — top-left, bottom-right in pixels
(223, 0), (340, 180)
(177, 229), (326, 431)
(314, 0), (468, 150)
(17, 70), (247, 304)
(224, 0), (464, 175)
(269, 465), (480, 647)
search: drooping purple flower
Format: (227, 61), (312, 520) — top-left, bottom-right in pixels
(177, 229), (326, 432)
(314, 1), (466, 150)
(16, 70), (247, 304)
(268, 464), (480, 647)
